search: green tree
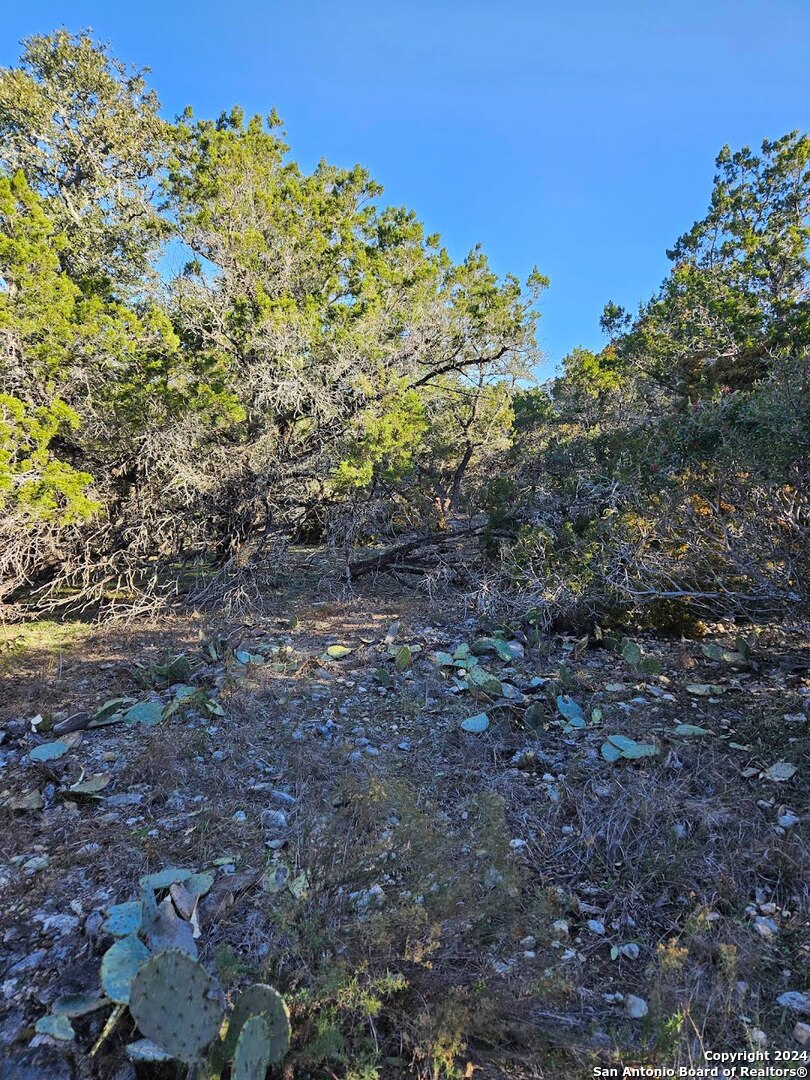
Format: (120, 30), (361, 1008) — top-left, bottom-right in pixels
(166, 109), (542, 551)
(613, 131), (810, 397)
(0, 171), (97, 524)
(0, 29), (169, 293)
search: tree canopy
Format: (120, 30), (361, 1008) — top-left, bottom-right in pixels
(0, 29), (807, 625)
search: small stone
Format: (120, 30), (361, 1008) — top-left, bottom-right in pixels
(349, 885), (386, 912)
(36, 913), (79, 938)
(106, 793), (144, 807)
(509, 838), (527, 850)
(624, 994), (648, 1019)
(8, 950), (48, 976)
(794, 1021), (810, 1045)
(22, 856), (48, 875)
(261, 809), (288, 830)
(777, 991), (810, 1013)
(551, 919), (569, 937)
(748, 1028), (767, 1048)
(521, 935), (537, 950)
(483, 868), (504, 890)
(754, 916), (779, 940)
(83, 911), (104, 940)
(778, 812), (799, 828)
(232, 810), (247, 822)
(586, 920), (605, 935)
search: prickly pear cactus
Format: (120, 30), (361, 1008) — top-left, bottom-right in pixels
(100, 934), (150, 1004)
(222, 983), (290, 1064)
(129, 949), (223, 1063)
(233, 1015), (272, 1080)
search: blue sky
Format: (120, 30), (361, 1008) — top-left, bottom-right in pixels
(3, 0), (809, 373)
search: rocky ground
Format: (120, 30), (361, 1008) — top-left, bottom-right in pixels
(1, 577), (809, 1079)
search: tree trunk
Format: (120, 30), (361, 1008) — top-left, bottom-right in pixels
(449, 441), (474, 512)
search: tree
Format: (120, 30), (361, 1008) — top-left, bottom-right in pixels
(613, 132), (810, 398)
(0, 171), (98, 524)
(166, 109), (543, 551)
(0, 29), (169, 293)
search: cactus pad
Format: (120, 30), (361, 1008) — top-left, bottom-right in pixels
(129, 949), (223, 1063)
(100, 934), (150, 1004)
(222, 983), (290, 1064)
(233, 1014), (272, 1080)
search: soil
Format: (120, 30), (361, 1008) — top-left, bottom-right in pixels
(1, 577), (808, 1078)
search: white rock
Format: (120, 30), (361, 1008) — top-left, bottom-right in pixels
(36, 913), (79, 937)
(777, 991), (810, 1013)
(753, 916), (779, 940)
(586, 919), (605, 935)
(349, 884), (386, 912)
(794, 1021), (810, 1045)
(261, 809), (288, 830)
(624, 994), (648, 1019)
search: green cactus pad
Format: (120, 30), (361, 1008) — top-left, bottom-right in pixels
(233, 1015), (272, 1080)
(129, 949), (223, 1063)
(35, 1013), (75, 1040)
(51, 991), (107, 1017)
(222, 983), (290, 1064)
(101, 900), (143, 937)
(100, 934), (150, 1004)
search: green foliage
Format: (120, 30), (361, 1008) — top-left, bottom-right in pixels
(0, 28), (169, 290)
(0, 172), (98, 521)
(614, 131), (810, 397)
(493, 131), (810, 630)
(332, 388), (429, 492)
(0, 29), (545, 607)
(0, 19), (806, 638)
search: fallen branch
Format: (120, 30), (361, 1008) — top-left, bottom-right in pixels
(346, 523), (487, 579)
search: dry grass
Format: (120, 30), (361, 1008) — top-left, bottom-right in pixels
(0, 582), (808, 1078)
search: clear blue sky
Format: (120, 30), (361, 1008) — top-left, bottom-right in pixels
(3, 1), (809, 373)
